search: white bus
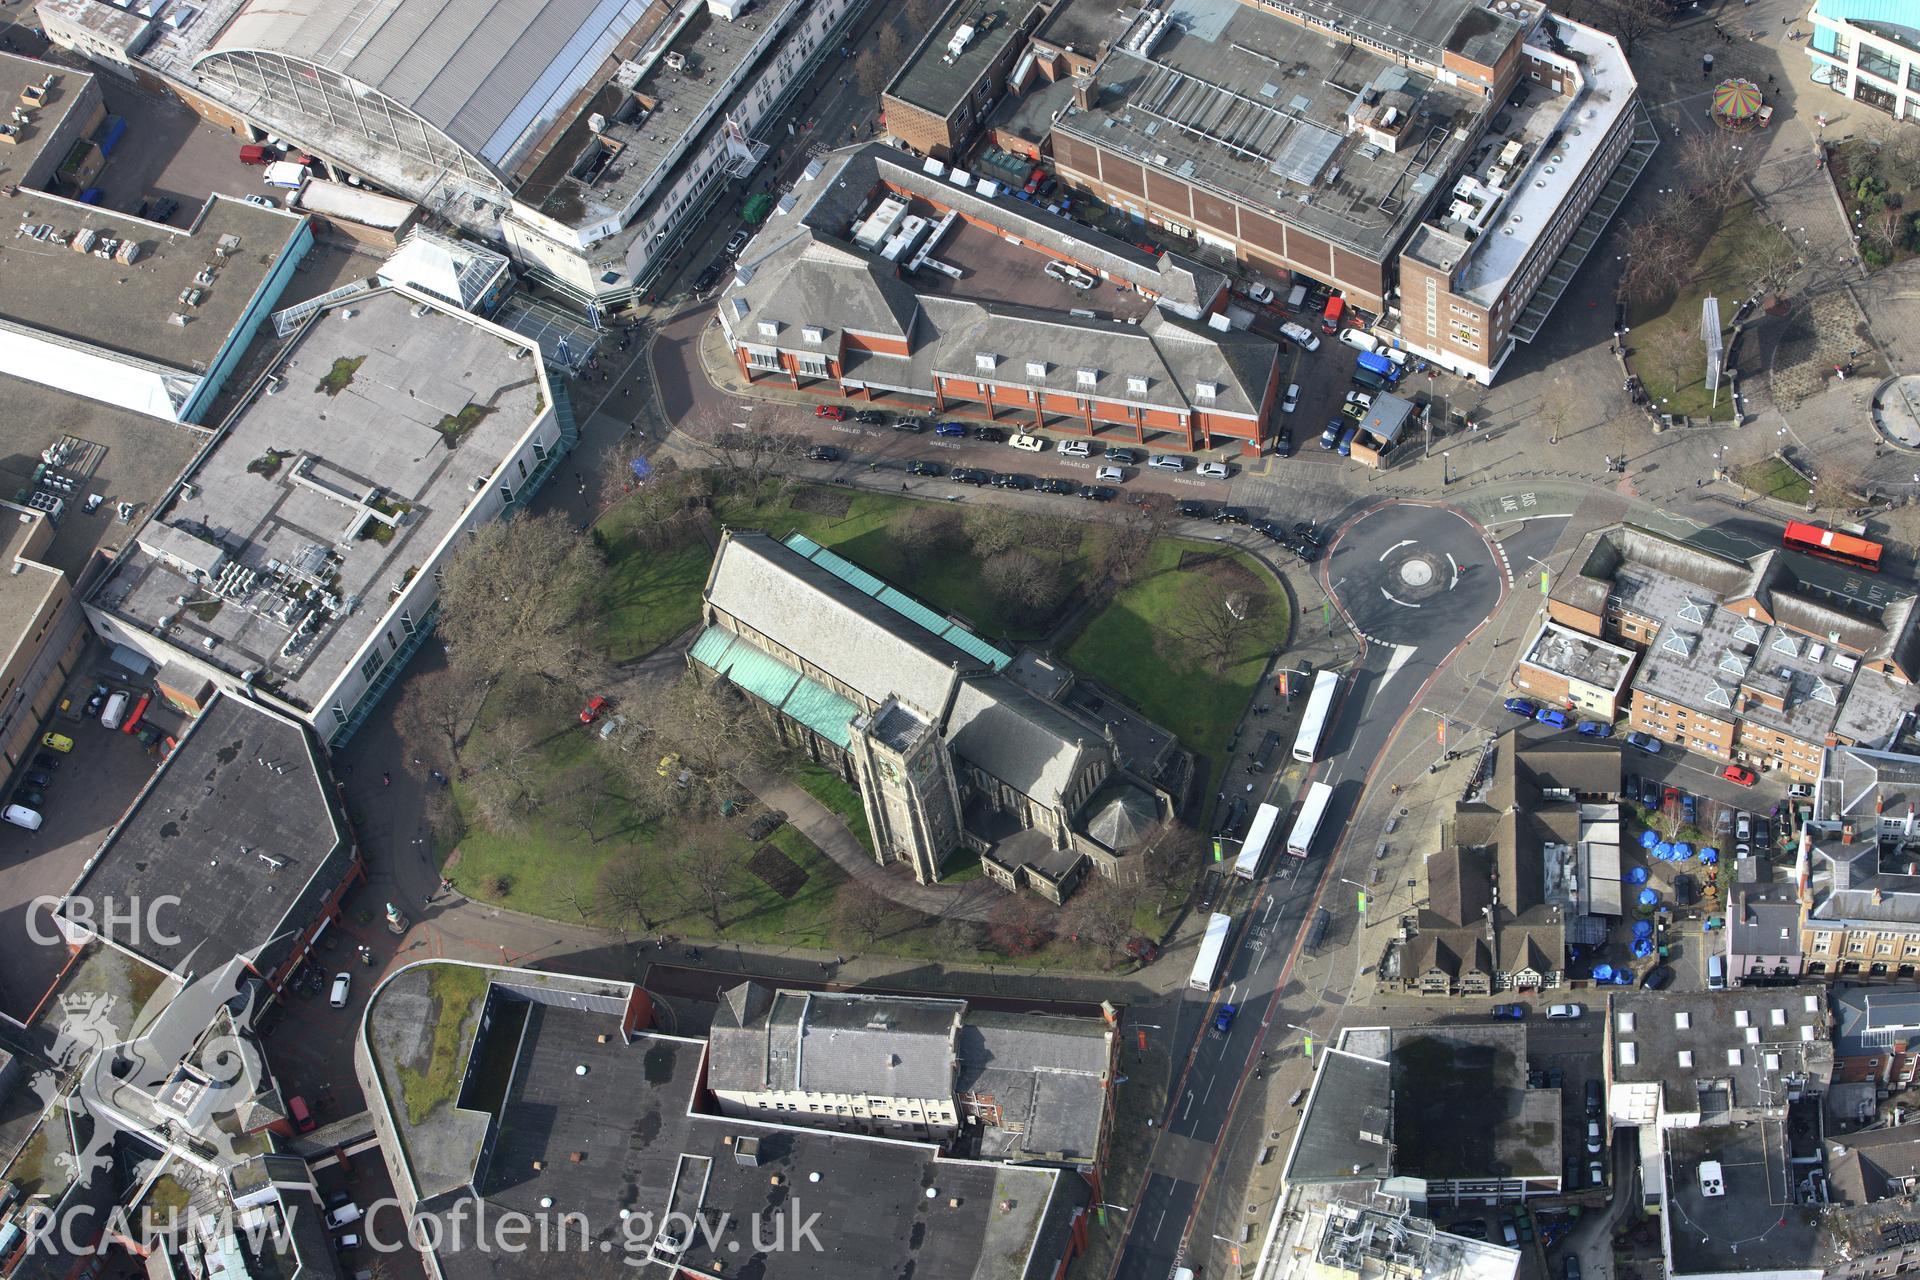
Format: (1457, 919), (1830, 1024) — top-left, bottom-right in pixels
(1232, 802), (1282, 881)
(1286, 781), (1334, 858)
(1292, 670), (1341, 763)
(1189, 912), (1233, 991)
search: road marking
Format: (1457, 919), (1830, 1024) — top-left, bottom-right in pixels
(1201, 1074), (1216, 1106)
(1380, 539), (1415, 562)
(1379, 643), (1416, 687)
(1182, 1091), (1194, 1121)
(1381, 586), (1418, 608)
(1152, 1209), (1168, 1240)
(1446, 552), (1460, 588)
(1226, 983), (1239, 1003)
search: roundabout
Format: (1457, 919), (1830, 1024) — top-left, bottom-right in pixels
(1328, 506), (1504, 651)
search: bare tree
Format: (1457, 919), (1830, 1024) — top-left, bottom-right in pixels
(1619, 207), (1693, 308)
(1138, 820), (1203, 900)
(393, 666), (490, 776)
(597, 847), (665, 933)
(1541, 406), (1568, 447)
(982, 549), (1065, 623)
(903, 0), (940, 37)
(834, 880), (894, 945)
(557, 761), (620, 844)
(964, 506), (1032, 558)
(1164, 571), (1261, 673)
(1739, 222), (1802, 297)
(894, 507), (960, 577)
(986, 894), (1054, 958)
(605, 675), (778, 816)
(1588, 0), (1668, 57)
(600, 461), (710, 549)
(462, 708), (547, 834)
(1813, 464), (1862, 512)
(677, 403), (808, 493)
(1863, 207), (1905, 262)
(1881, 127), (1920, 191)
(680, 826), (744, 931)
(1100, 501), (1168, 587)
(855, 50), (889, 97)
(438, 511), (605, 687)
(1677, 129), (1754, 221)
(1062, 876), (1137, 967)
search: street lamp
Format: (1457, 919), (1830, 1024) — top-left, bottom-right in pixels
(1283, 1022), (1316, 1057)
(1339, 876), (1370, 918)
(1442, 450), (1452, 486)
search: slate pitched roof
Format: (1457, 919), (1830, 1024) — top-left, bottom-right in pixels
(955, 1012), (1112, 1164)
(945, 676), (1100, 809)
(709, 985), (963, 1100)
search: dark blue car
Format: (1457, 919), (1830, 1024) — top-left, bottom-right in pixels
(1576, 720), (1613, 738)
(934, 422), (969, 437)
(1534, 706), (1568, 728)
(1213, 1004), (1239, 1035)
(1503, 697), (1539, 718)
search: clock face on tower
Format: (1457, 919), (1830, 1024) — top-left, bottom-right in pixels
(879, 759), (899, 783)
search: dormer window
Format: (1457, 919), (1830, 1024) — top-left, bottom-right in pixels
(802, 326), (825, 345)
(1025, 360), (1047, 379)
(976, 353), (998, 371)
(1076, 367), (1098, 388)
(1196, 381), (1219, 401)
(757, 320), (780, 339)
(1126, 375), (1149, 396)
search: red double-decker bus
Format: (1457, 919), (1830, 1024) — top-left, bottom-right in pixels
(1783, 520), (1882, 572)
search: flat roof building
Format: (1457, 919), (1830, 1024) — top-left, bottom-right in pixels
(1252, 1190), (1523, 1280)
(357, 961), (1092, 1280)
(41, 0), (873, 310)
(84, 285), (575, 746)
(0, 52), (312, 424)
(60, 691), (361, 988)
(883, 0), (1045, 162)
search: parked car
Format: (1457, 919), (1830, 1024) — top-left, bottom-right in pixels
(853, 409), (888, 425)
(1252, 518), (1284, 542)
(32, 753), (59, 772)
(1279, 321), (1322, 350)
(804, 445), (841, 461)
(1503, 697), (1539, 718)
(1336, 423), (1359, 456)
(1096, 465), (1126, 483)
(972, 426), (1008, 443)
(724, 229), (750, 257)
(953, 467), (992, 485)
(288, 1096), (316, 1133)
(1273, 428), (1293, 457)
(892, 418), (925, 432)
(1754, 816), (1772, 846)
(1545, 1003), (1583, 1020)
(1640, 964), (1675, 991)
(1175, 501), (1209, 519)
(1246, 282), (1276, 305)
(1674, 874), (1697, 906)
(1147, 453), (1187, 472)
(1576, 720), (1613, 738)
(3, 804), (42, 831)
(1720, 764), (1757, 787)
(1681, 792), (1698, 826)
(578, 696), (608, 724)
(992, 473), (1031, 490)
(1586, 1079), (1603, 1116)
(242, 194), (277, 208)
(1491, 1003), (1526, 1020)
(1638, 775), (1661, 808)
(1104, 446), (1141, 465)
(41, 733), (73, 753)
(1197, 461), (1230, 479)
(1211, 506), (1250, 526)
(1008, 433), (1046, 453)
(1788, 782), (1814, 799)
(1058, 439), (1092, 457)
(1292, 521), (1324, 546)
(1586, 1121), (1603, 1154)
(328, 973), (352, 1008)
(906, 460), (944, 476)
(1447, 1221), (1490, 1241)
(1078, 485), (1116, 502)
(150, 196), (179, 222)
(24, 771), (52, 790)
(814, 404), (849, 421)
(1319, 420), (1344, 450)
(1624, 731), (1662, 754)
(1534, 706), (1569, 728)
(1281, 383), (1300, 414)
(934, 422), (969, 438)
(1566, 1256), (1582, 1280)
(1735, 811), (1752, 840)
(1040, 477), (1075, 495)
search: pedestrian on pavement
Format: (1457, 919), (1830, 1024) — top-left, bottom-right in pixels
(382, 772), (390, 787)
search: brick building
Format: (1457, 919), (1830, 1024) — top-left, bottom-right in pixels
(883, 0), (1046, 161)
(1538, 525), (1920, 782)
(1832, 986), (1920, 1088)
(1801, 745), (1920, 981)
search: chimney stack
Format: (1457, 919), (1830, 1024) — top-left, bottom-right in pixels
(1072, 74), (1096, 111)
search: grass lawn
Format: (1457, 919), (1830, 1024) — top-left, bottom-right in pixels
(1627, 200), (1790, 422)
(1065, 539), (1289, 768)
(392, 963), (491, 1125)
(792, 760), (874, 854)
(716, 486), (1106, 644)
(595, 537), (711, 660)
(1736, 457), (1811, 505)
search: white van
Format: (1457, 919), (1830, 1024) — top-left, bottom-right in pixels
(100, 691), (129, 730)
(4, 804), (43, 831)
(1706, 955), (1726, 990)
(1285, 284), (1308, 311)
(1338, 326), (1380, 354)
(1147, 454), (1187, 472)
(326, 1203), (363, 1230)
(1279, 321), (1322, 352)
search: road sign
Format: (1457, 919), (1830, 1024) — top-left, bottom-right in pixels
(1357, 890), (1367, 913)
(1303, 1033), (1314, 1057)
(1540, 569), (1550, 595)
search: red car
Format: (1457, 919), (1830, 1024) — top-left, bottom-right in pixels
(814, 404), (849, 420)
(1720, 764), (1757, 787)
(579, 695), (608, 724)
(288, 1096), (317, 1134)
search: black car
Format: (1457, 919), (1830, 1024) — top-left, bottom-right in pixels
(1586, 1079), (1603, 1116)
(892, 418), (925, 432)
(1292, 521), (1324, 546)
(853, 410), (888, 425)
(1040, 477), (1075, 495)
(1640, 965), (1675, 990)
(1212, 506), (1250, 525)
(1104, 446), (1141, 465)
(693, 261), (725, 291)
(24, 771), (52, 789)
(973, 426), (1008, 443)
(954, 467), (992, 485)
(1252, 518), (1284, 541)
(1079, 484), (1116, 502)
(1037, 177), (1057, 198)
(992, 473), (1031, 490)
(1638, 775), (1661, 809)
(906, 460), (944, 476)
(804, 445), (840, 462)
(150, 197), (178, 222)
(1175, 500), (1209, 519)
(1673, 873), (1697, 907)
(32, 752), (60, 772)
(1272, 428), (1293, 458)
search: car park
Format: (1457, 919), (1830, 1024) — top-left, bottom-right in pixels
(934, 422), (969, 437)
(1545, 1003), (1583, 1019)
(1624, 731), (1662, 754)
(1281, 383), (1300, 414)
(1175, 501), (1208, 519)
(1503, 698), (1539, 718)
(814, 405), (849, 421)
(1491, 1003), (1525, 1020)
(906, 460), (943, 476)
(1147, 453), (1186, 472)
(1720, 764), (1757, 787)
(853, 409), (888, 425)
(1079, 485), (1116, 502)
(1534, 707), (1568, 728)
(578, 696), (608, 724)
(1008, 433), (1046, 452)
(1576, 720), (1612, 738)
(804, 445), (841, 461)
(1104, 446), (1140, 464)
(328, 973), (352, 1008)
(1058, 439), (1092, 457)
